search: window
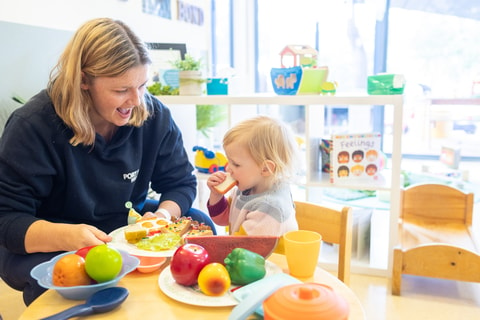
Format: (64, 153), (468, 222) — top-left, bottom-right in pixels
(387, 4), (480, 159)
(211, 0), (480, 160)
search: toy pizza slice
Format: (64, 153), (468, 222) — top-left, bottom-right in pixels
(160, 217), (193, 236)
(214, 173), (237, 194)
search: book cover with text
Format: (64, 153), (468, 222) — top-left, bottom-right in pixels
(330, 133), (384, 185)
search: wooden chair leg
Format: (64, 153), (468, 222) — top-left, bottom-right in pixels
(392, 248), (402, 295)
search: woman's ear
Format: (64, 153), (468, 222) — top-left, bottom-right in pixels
(261, 160), (276, 176)
(80, 72), (89, 90)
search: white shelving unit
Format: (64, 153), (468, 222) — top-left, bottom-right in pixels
(157, 94), (404, 277)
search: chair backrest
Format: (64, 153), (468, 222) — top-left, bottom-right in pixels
(293, 201), (353, 285)
(400, 183), (474, 226)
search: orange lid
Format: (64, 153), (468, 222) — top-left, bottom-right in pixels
(263, 283), (349, 320)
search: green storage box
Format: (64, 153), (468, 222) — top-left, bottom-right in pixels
(367, 74), (405, 95)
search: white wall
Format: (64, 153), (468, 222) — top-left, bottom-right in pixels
(0, 0), (210, 51)
(0, 0), (210, 160)
(0, 0), (210, 101)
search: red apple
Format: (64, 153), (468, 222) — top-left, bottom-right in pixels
(170, 244), (210, 286)
(75, 245), (97, 259)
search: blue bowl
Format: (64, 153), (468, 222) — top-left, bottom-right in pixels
(31, 248), (139, 300)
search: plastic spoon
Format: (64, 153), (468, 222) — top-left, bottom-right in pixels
(40, 287), (129, 320)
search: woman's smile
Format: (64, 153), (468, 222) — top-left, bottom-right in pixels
(117, 107), (133, 119)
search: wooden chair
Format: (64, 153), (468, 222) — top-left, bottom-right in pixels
(392, 183), (480, 295)
(293, 201), (353, 285)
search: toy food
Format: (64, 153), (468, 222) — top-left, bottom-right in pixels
(123, 216), (213, 251)
(85, 245), (123, 283)
(160, 216), (192, 236)
(123, 217), (170, 242)
(214, 173), (237, 194)
(127, 207), (142, 225)
(184, 235), (278, 264)
(198, 262), (231, 296)
(52, 254), (92, 287)
(170, 243), (210, 286)
(224, 248), (266, 285)
(135, 233), (182, 251)
(124, 224), (148, 244)
(139, 217), (170, 234)
(183, 228), (214, 238)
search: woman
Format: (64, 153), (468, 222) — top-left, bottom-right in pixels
(0, 18), (213, 305)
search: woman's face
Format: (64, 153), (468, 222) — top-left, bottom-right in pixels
(82, 65), (149, 129)
(224, 142), (265, 193)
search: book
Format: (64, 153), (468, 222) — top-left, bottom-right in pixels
(330, 133), (384, 184)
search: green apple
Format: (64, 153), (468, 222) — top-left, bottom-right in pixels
(85, 244), (123, 283)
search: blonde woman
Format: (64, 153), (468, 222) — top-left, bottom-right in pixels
(207, 116), (300, 236)
(0, 18), (214, 305)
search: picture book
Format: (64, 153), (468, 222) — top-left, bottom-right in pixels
(330, 133), (384, 185)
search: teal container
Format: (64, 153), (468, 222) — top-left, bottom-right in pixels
(207, 78), (229, 95)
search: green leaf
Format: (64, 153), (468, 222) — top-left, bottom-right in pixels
(196, 104), (227, 137)
(171, 54), (202, 71)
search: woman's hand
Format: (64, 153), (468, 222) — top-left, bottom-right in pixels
(144, 201), (181, 221)
(25, 220), (112, 253)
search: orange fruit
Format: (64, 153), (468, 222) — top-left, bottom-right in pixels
(52, 254), (92, 287)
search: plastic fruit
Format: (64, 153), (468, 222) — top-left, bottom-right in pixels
(52, 254), (92, 287)
(75, 245), (96, 259)
(224, 247), (266, 285)
(85, 244), (123, 283)
(128, 207), (142, 225)
(198, 262), (231, 296)
(170, 244), (210, 286)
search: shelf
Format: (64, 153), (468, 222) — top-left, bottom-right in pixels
(307, 171), (393, 191)
(156, 93), (403, 106)
(161, 93), (404, 277)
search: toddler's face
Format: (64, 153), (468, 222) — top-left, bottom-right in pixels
(224, 142), (264, 192)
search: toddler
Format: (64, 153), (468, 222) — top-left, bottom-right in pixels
(206, 115), (300, 236)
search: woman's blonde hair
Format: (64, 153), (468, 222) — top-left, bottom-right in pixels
(223, 116), (300, 183)
(47, 18), (151, 146)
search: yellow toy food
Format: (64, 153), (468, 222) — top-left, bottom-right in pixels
(198, 263), (231, 296)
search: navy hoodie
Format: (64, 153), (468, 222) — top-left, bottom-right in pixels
(0, 90), (196, 254)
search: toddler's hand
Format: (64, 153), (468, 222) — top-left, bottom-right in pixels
(207, 171), (228, 194)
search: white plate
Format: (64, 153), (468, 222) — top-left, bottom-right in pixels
(108, 226), (178, 257)
(158, 261), (283, 307)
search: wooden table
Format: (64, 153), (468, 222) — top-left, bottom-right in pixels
(19, 254), (365, 319)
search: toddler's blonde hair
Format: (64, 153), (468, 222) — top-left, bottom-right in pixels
(223, 116), (300, 183)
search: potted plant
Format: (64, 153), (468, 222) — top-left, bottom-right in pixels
(171, 54), (205, 95)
